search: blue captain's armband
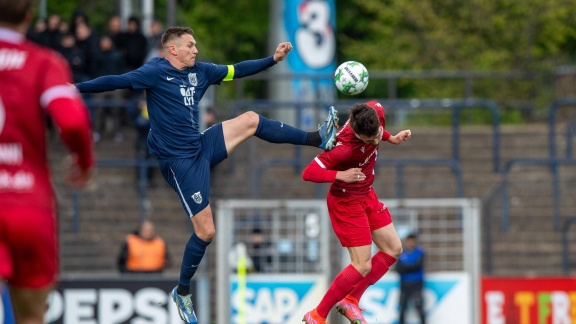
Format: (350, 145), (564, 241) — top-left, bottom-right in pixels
(223, 65), (235, 81)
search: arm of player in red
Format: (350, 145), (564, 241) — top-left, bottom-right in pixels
(47, 96), (95, 187)
(302, 158), (366, 184)
(302, 159), (338, 183)
(386, 129), (411, 145)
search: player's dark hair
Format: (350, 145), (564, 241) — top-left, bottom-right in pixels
(0, 0), (35, 25)
(349, 103), (380, 137)
(161, 26), (194, 48)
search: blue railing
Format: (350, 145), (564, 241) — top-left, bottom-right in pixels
(233, 98), (501, 174)
(548, 98), (576, 172)
(562, 216), (576, 274)
(482, 180), (507, 274)
(333, 98), (501, 172)
(243, 98), (496, 199)
(566, 119), (576, 159)
(500, 157), (576, 231)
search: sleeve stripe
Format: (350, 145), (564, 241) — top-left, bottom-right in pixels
(223, 65), (235, 81)
(314, 157), (327, 169)
(40, 85), (78, 109)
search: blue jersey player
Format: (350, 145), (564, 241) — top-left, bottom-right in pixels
(75, 26), (338, 323)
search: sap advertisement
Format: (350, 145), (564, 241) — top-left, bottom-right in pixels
(359, 272), (471, 324)
(482, 277), (576, 324)
(230, 274), (327, 324)
(229, 272), (470, 324)
(1, 278), (195, 324)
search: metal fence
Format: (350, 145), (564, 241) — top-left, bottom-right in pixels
(215, 198), (481, 324)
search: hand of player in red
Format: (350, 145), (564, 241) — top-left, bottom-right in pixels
(388, 129), (411, 145)
(63, 155), (94, 188)
(273, 42), (293, 62)
(336, 167), (366, 183)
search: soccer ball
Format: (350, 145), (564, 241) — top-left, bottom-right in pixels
(334, 61), (369, 95)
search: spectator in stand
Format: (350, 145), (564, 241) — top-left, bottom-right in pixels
(396, 233), (426, 324)
(59, 20), (69, 34)
(106, 15), (124, 50)
(69, 9), (88, 37)
(118, 220), (170, 274)
(248, 228), (273, 272)
(92, 34), (125, 80)
(26, 18), (46, 44)
(92, 34), (126, 142)
(40, 14), (62, 50)
(122, 16), (148, 72)
(147, 19), (164, 53)
(74, 21), (99, 79)
(57, 33), (88, 83)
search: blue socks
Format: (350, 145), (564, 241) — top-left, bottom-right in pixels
(177, 233), (211, 295)
(254, 115), (308, 145)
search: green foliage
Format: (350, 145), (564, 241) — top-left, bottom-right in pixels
(337, 0), (576, 70)
(335, 0), (576, 121)
(44, 1), (118, 33)
(41, 0), (576, 123)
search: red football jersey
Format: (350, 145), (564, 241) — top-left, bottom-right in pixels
(0, 28), (91, 208)
(313, 101), (391, 197)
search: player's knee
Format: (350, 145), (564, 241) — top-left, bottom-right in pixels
(243, 111), (260, 132)
(195, 227), (216, 241)
(391, 244), (403, 259)
(204, 228), (216, 241)
(353, 260), (372, 276)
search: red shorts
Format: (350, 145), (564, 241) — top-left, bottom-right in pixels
(0, 205), (57, 288)
(327, 188), (392, 247)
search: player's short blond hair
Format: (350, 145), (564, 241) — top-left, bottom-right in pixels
(0, 0), (35, 25)
(161, 26), (194, 48)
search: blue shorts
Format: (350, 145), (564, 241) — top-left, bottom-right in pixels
(158, 123), (227, 217)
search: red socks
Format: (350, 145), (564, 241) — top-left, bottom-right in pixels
(348, 251), (397, 301)
(316, 264), (364, 318)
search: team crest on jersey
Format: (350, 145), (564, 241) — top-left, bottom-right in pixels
(360, 146), (365, 153)
(188, 73), (198, 86)
(192, 191), (202, 204)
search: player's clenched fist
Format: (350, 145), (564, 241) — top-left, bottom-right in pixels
(273, 42), (293, 62)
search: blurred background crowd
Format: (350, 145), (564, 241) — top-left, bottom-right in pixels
(27, 12), (166, 143)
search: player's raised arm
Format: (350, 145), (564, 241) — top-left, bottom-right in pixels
(386, 129), (412, 145)
(227, 42), (293, 80)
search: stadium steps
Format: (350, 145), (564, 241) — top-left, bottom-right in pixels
(48, 122), (575, 276)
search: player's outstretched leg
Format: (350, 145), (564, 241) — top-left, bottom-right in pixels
(252, 106), (338, 150)
(171, 287), (198, 324)
(336, 295), (367, 324)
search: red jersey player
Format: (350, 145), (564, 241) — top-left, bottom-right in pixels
(0, 0), (94, 322)
(301, 101), (411, 324)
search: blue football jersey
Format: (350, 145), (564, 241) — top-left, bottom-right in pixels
(125, 57), (228, 159)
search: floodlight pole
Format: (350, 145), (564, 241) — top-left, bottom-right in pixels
(39, 0), (47, 19)
(167, 0), (176, 26)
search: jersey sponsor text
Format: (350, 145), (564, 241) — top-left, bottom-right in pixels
(0, 170), (34, 190)
(0, 143), (23, 165)
(0, 49), (27, 71)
